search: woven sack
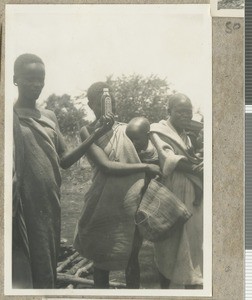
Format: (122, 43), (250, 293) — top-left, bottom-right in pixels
(135, 179), (192, 242)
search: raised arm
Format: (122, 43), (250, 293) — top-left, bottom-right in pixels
(58, 129), (102, 169)
(80, 126), (161, 177)
(150, 132), (201, 177)
(42, 109), (111, 169)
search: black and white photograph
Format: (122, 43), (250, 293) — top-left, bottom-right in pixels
(5, 4), (212, 297)
(218, 0), (244, 10)
(211, 0), (244, 17)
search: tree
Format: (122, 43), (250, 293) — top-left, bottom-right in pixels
(44, 94), (88, 137)
(106, 74), (174, 123)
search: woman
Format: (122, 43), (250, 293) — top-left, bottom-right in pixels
(12, 54), (111, 288)
(150, 93), (203, 289)
(74, 82), (161, 288)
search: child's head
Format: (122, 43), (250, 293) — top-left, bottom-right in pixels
(126, 117), (150, 152)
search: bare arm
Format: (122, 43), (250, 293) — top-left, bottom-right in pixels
(59, 130), (101, 169)
(81, 126), (161, 177)
(60, 118), (117, 169)
(42, 109), (111, 169)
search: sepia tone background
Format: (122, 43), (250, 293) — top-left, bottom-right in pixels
(0, 0), (244, 299)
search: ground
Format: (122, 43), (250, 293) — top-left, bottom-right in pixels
(60, 159), (160, 288)
(218, 0), (244, 10)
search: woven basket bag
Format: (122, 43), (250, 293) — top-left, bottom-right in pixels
(135, 179), (192, 242)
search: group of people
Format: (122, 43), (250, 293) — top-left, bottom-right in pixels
(12, 53), (203, 290)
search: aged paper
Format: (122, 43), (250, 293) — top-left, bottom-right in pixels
(211, 0), (244, 17)
(0, 1), (244, 300)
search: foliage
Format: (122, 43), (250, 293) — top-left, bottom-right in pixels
(44, 74), (175, 141)
(44, 94), (88, 137)
(106, 74), (174, 123)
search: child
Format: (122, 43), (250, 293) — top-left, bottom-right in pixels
(74, 84), (161, 289)
(126, 117), (159, 164)
(125, 117), (160, 288)
(126, 117), (203, 208)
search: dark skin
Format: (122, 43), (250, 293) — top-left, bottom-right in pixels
(14, 62), (110, 169)
(158, 97), (203, 289)
(82, 90), (161, 289)
(82, 101), (161, 177)
(125, 117), (150, 153)
(168, 98), (203, 176)
(81, 126), (161, 176)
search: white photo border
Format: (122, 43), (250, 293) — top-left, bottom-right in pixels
(4, 3), (212, 297)
(211, 0), (244, 17)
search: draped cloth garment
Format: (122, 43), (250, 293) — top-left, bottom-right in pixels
(13, 111), (33, 288)
(74, 123), (145, 271)
(150, 120), (203, 286)
(13, 108), (62, 288)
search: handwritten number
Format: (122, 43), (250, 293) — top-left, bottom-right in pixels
(233, 23), (241, 31)
(225, 22), (241, 34)
(225, 21), (232, 34)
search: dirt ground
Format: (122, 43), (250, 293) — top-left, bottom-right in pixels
(60, 160), (161, 288)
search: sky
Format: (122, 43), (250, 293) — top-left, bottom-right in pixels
(4, 6), (212, 294)
(5, 4), (211, 119)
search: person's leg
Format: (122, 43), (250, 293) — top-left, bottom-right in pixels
(158, 271), (171, 289)
(93, 267), (110, 288)
(125, 227), (143, 289)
